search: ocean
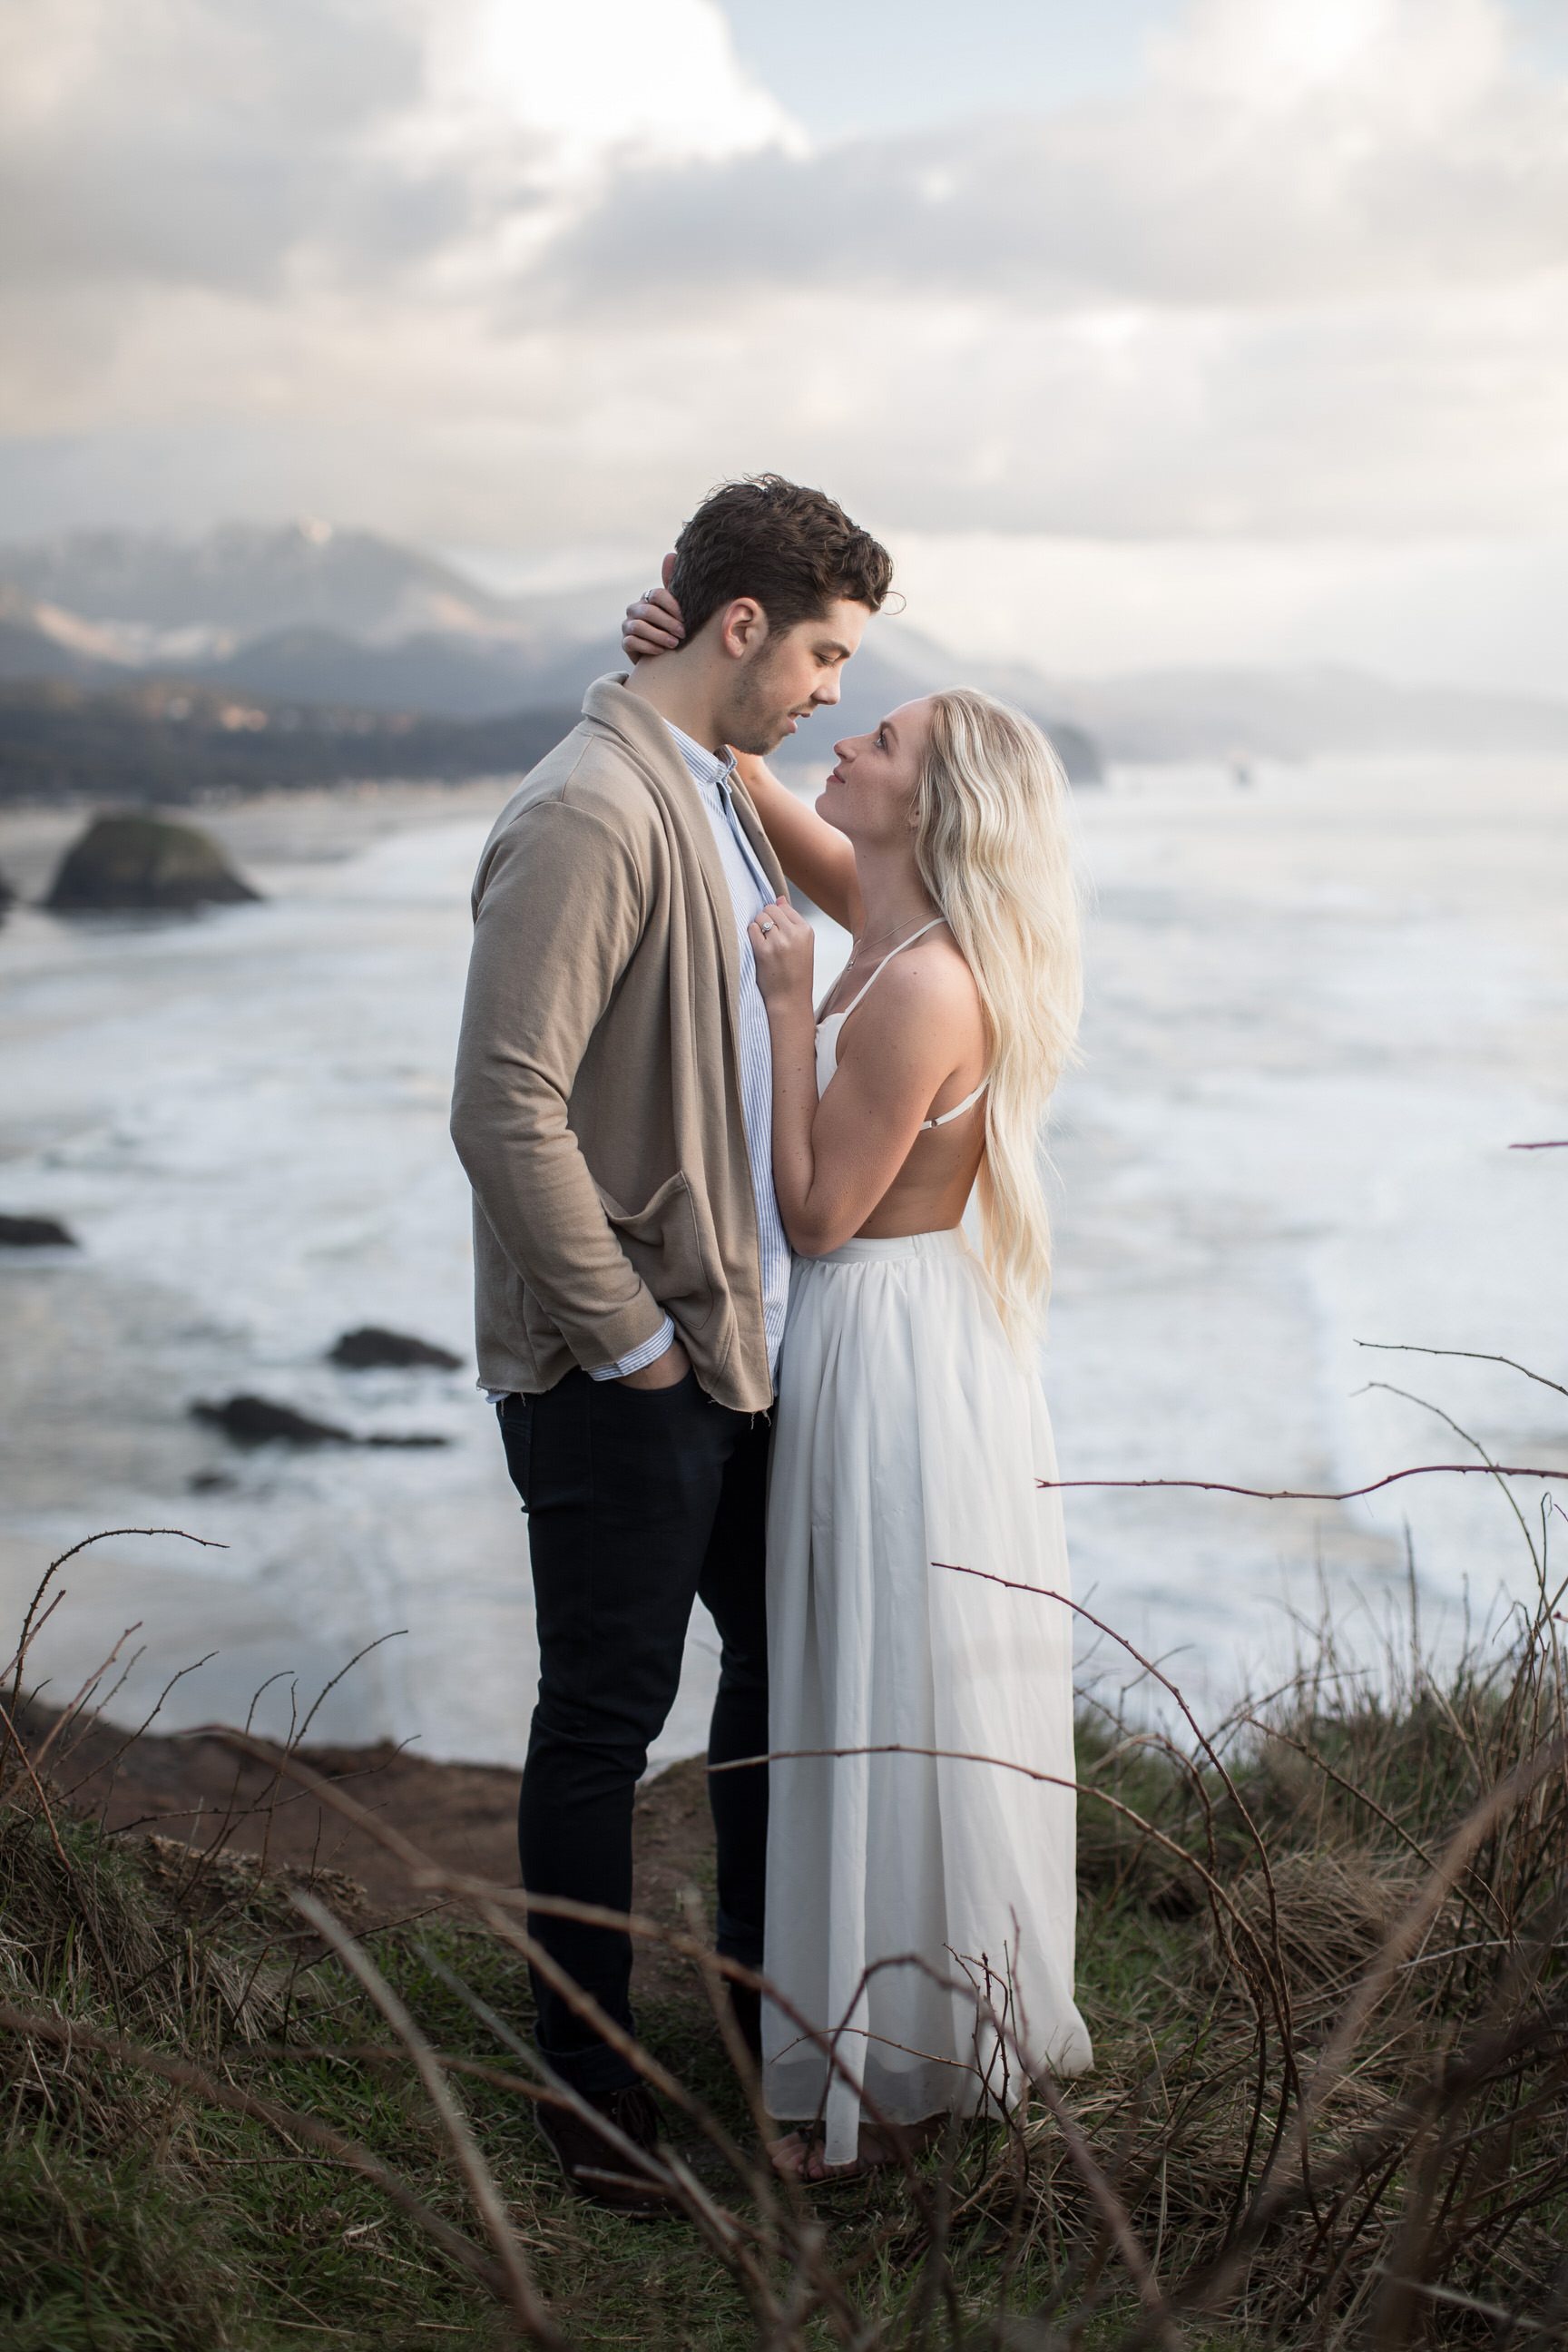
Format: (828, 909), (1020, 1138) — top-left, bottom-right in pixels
(2, 756), (1565, 1763)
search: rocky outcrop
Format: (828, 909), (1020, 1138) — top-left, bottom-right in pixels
(192, 1395), (353, 1446)
(0, 1213), (76, 1247)
(328, 1327), (464, 1371)
(45, 814), (260, 911)
(191, 1393), (448, 1448)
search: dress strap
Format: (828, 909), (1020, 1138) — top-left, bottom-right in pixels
(919, 1075), (988, 1131)
(826, 917), (946, 1024)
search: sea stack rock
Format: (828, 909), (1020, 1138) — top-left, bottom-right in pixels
(328, 1327), (464, 1371)
(46, 815), (260, 911)
(0, 1213), (76, 1247)
(191, 1395), (354, 1446)
(191, 1393), (449, 1449)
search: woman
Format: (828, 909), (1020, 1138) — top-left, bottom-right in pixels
(623, 590), (1093, 2178)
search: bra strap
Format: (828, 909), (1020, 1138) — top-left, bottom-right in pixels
(827, 916), (946, 1024)
(920, 1075), (988, 1131)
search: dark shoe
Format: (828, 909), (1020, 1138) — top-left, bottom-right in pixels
(727, 1980), (762, 2065)
(534, 2081), (675, 2217)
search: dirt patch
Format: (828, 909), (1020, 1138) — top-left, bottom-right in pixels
(15, 1700), (718, 1999)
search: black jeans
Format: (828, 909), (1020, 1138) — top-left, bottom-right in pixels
(498, 1367), (769, 2095)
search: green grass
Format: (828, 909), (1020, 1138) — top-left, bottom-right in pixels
(0, 1803), (800, 2350)
(5, 1551), (1568, 2348)
(0, 1792), (1152, 2349)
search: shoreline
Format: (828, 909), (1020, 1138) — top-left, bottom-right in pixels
(5, 756), (1567, 1759)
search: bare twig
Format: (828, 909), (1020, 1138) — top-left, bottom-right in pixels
(1, 1528), (225, 1784)
(1037, 1465), (1568, 1502)
(1355, 1339), (1568, 1407)
(1358, 1380), (1542, 1575)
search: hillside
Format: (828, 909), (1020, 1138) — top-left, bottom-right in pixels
(6, 521), (1566, 782)
(0, 677), (580, 806)
(0, 528), (1110, 790)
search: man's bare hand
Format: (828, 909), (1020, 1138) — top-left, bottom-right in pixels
(617, 1336), (691, 1389)
(622, 553), (684, 663)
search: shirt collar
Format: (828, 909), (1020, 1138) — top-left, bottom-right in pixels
(663, 718), (736, 795)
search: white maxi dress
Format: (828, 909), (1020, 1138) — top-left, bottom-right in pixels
(761, 930), (1093, 2162)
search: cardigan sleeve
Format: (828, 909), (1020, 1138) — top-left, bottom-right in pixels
(449, 796), (669, 1372)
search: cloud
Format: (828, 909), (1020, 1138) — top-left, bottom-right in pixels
(543, 0), (1568, 314)
(0, 0), (797, 319)
(0, 0), (453, 296)
(425, 0), (801, 174)
(0, 0), (1565, 557)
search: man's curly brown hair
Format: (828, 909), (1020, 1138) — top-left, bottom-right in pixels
(669, 475), (893, 646)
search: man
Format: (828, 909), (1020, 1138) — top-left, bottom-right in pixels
(450, 475), (893, 2211)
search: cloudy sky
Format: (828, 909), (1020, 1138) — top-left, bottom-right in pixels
(2, 0), (1566, 687)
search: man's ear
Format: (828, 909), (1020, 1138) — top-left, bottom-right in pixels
(716, 597), (768, 661)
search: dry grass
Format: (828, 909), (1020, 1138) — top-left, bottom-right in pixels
(3, 1454), (1568, 2347)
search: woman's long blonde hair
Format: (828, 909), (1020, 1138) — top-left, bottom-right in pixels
(912, 689), (1083, 1352)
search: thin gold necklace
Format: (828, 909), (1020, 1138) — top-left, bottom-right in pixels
(845, 909), (937, 970)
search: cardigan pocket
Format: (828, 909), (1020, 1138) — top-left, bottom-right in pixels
(596, 1169), (719, 1337)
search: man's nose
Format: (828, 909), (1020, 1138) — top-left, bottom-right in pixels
(811, 672), (842, 708)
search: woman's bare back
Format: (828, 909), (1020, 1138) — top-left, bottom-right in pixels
(815, 923), (988, 1241)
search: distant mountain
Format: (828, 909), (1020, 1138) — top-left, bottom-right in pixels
(204, 626), (554, 720)
(0, 522), (515, 642)
(17, 522), (1565, 782)
(0, 525), (1104, 773)
(0, 582), (130, 682)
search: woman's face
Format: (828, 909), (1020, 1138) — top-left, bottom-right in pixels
(815, 697), (935, 849)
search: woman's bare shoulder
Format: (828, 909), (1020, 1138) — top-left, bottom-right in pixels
(848, 931), (983, 1052)
(887, 927), (978, 1004)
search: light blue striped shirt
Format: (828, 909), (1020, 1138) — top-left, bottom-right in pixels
(586, 720), (789, 1384)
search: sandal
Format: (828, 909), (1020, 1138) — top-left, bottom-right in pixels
(767, 2112), (946, 2182)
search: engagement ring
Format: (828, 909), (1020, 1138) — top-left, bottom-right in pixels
(760, 920), (775, 934)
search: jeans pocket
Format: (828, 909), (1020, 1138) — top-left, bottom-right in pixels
(601, 1367), (701, 1410)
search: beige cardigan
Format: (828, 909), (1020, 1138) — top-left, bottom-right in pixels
(450, 674), (786, 1414)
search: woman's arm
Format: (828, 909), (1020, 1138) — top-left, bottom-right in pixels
(746, 901), (970, 1255)
(622, 572), (862, 931)
(729, 752), (860, 933)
